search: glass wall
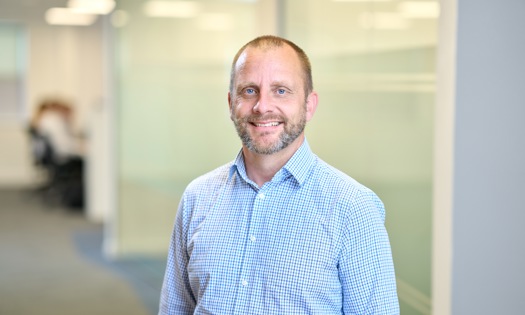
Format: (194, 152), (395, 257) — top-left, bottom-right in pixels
(112, 0), (266, 254)
(285, 1), (436, 314)
(113, 0), (436, 314)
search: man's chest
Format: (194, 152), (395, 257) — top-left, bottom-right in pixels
(185, 184), (341, 296)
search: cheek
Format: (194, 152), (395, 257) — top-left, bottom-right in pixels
(284, 103), (305, 117)
(230, 104), (246, 121)
(232, 100), (254, 114)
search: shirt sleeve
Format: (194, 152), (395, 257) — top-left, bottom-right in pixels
(159, 194), (196, 315)
(338, 190), (400, 314)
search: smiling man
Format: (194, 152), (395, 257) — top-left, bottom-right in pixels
(159, 35), (399, 314)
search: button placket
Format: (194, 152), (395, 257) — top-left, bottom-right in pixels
(251, 190), (266, 247)
(237, 189), (266, 296)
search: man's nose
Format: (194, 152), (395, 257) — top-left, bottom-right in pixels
(252, 92), (272, 113)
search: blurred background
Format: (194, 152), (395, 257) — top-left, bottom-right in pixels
(0, 1), (523, 315)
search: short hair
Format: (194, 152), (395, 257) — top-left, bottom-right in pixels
(229, 35), (313, 97)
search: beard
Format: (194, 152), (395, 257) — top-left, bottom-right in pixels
(232, 106), (307, 155)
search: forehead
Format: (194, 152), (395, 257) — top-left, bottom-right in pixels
(234, 45), (302, 82)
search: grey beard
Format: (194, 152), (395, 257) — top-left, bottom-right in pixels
(233, 114), (306, 155)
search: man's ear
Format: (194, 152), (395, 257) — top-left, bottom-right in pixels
(228, 92), (233, 120)
(305, 91), (318, 122)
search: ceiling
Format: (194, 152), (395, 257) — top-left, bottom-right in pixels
(0, 0), (67, 12)
(0, 0), (69, 22)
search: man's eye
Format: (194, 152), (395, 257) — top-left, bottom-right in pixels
(277, 89), (286, 95)
(245, 88), (256, 95)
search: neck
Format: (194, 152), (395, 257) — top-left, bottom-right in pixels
(242, 135), (304, 187)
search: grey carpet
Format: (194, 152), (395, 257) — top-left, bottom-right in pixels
(0, 189), (165, 315)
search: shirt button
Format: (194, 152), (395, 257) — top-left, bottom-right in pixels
(249, 235), (256, 242)
(258, 193), (265, 199)
(241, 280), (248, 286)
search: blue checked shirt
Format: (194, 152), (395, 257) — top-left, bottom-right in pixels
(159, 140), (399, 314)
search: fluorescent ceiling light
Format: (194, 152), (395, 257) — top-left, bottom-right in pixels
(399, 1), (440, 19)
(359, 12), (410, 30)
(45, 8), (97, 25)
(143, 1), (200, 18)
(333, 0), (392, 2)
(68, 0), (116, 15)
(197, 13), (233, 31)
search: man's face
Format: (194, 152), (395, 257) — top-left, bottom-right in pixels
(229, 45), (316, 155)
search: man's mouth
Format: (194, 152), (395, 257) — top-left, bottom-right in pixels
(252, 121), (281, 127)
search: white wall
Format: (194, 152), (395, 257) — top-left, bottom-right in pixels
(433, 0), (525, 314)
(0, 3), (105, 190)
(453, 0), (525, 313)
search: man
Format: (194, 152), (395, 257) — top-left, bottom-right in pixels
(159, 35), (399, 314)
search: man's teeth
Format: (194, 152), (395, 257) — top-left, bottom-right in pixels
(255, 122), (280, 127)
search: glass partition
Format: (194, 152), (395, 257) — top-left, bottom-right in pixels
(113, 1), (436, 313)
(113, 0), (263, 254)
(285, 1), (437, 314)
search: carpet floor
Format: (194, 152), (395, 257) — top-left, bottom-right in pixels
(0, 189), (165, 315)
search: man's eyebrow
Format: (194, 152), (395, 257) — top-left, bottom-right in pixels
(235, 81), (293, 92)
(237, 82), (257, 89)
(271, 81), (294, 90)
(271, 79), (292, 86)
(238, 81), (257, 87)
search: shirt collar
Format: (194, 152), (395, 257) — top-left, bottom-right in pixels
(229, 139), (317, 187)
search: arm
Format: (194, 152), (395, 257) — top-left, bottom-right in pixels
(339, 190), (400, 314)
(159, 195), (196, 315)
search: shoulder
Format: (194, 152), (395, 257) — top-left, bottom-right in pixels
(310, 157), (386, 221)
(177, 161), (235, 232)
(311, 157), (374, 198)
(182, 161), (233, 204)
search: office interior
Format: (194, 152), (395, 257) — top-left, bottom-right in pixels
(0, 1), (523, 314)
